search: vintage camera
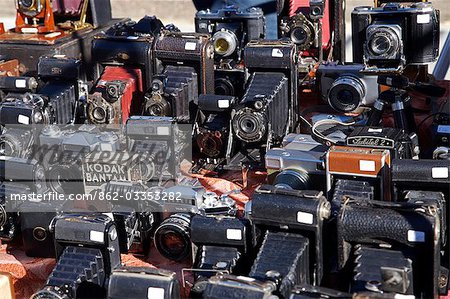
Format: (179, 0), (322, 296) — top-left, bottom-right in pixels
(195, 6), (265, 62)
(214, 68), (247, 98)
(247, 185), (330, 286)
(351, 245), (414, 295)
(317, 63), (379, 113)
(19, 201), (61, 258)
(243, 40), (298, 132)
(0, 183), (26, 242)
(153, 31), (214, 95)
(0, 156), (47, 193)
(335, 192), (446, 297)
(196, 94), (235, 165)
(230, 72), (289, 166)
(92, 16), (165, 90)
(154, 213), (193, 262)
(38, 125), (121, 195)
(326, 146), (392, 201)
(265, 133), (328, 193)
(88, 66), (143, 124)
(189, 214), (257, 296)
(202, 274), (277, 299)
(126, 116), (190, 186)
(107, 267), (180, 299)
(144, 65), (198, 123)
(15, 0), (56, 33)
(31, 213), (121, 299)
(352, 2), (440, 73)
(346, 126), (419, 160)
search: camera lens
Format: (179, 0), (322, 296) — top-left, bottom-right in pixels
(19, 0), (34, 8)
(91, 106), (107, 122)
(0, 134), (20, 156)
(213, 30), (238, 57)
(233, 108), (266, 143)
(328, 76), (365, 112)
(311, 6), (322, 17)
(145, 95), (171, 117)
(291, 27), (308, 45)
(366, 26), (401, 59)
(197, 131), (223, 158)
(48, 165), (82, 194)
(274, 169), (311, 190)
(215, 78), (235, 96)
(154, 213), (192, 261)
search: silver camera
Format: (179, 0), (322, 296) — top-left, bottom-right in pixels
(265, 133), (328, 192)
(318, 63), (379, 113)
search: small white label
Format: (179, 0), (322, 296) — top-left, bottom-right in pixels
(368, 128), (383, 133)
(100, 143), (113, 152)
(417, 14), (431, 24)
(271, 48), (283, 58)
(157, 126), (170, 136)
(226, 229), (242, 240)
(432, 167), (449, 179)
(359, 160), (376, 172)
(15, 79), (26, 88)
(297, 211), (314, 224)
(45, 32), (62, 38)
(147, 287), (165, 299)
(21, 27), (38, 34)
(236, 276), (255, 282)
(89, 230), (104, 243)
(126, 36), (139, 40)
(407, 230), (425, 243)
(17, 114), (30, 124)
(185, 42), (197, 51)
(218, 99), (230, 108)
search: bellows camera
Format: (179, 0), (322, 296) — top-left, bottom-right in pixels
(195, 6), (265, 62)
(352, 2), (440, 73)
(317, 63), (379, 113)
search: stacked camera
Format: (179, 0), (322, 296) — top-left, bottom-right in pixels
(0, 0), (448, 298)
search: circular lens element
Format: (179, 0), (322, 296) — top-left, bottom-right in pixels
(91, 106), (107, 123)
(214, 78), (235, 96)
(328, 76), (365, 112)
(291, 27), (309, 45)
(48, 165), (81, 194)
(197, 131), (224, 158)
(32, 110), (45, 124)
(213, 30), (238, 57)
(288, 14), (315, 50)
(311, 6), (322, 17)
(20, 0), (34, 8)
(232, 108), (266, 143)
(367, 27), (401, 59)
(33, 227), (47, 241)
(145, 94), (171, 117)
(154, 213), (191, 261)
(0, 134), (21, 156)
(274, 169), (311, 190)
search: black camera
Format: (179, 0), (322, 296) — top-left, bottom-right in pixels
(126, 116), (191, 186)
(31, 213), (121, 299)
(346, 126), (420, 159)
(144, 65), (198, 123)
(317, 63), (379, 113)
(196, 94), (235, 167)
(195, 6), (265, 62)
(352, 2), (440, 73)
(334, 192), (445, 297)
(247, 185), (330, 286)
(214, 68), (247, 98)
(107, 267), (181, 299)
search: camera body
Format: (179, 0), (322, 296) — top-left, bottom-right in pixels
(196, 94), (235, 165)
(153, 31), (214, 95)
(265, 133), (328, 192)
(195, 6), (265, 63)
(144, 65), (198, 123)
(335, 193), (445, 297)
(248, 185), (330, 285)
(107, 267), (180, 299)
(352, 2), (440, 73)
(346, 126), (419, 159)
(317, 63), (379, 113)
(326, 146), (392, 201)
(88, 66), (143, 124)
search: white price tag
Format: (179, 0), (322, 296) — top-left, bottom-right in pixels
(17, 114), (30, 124)
(89, 230), (104, 243)
(432, 167), (448, 179)
(359, 160), (375, 172)
(15, 79), (26, 88)
(218, 99), (230, 108)
(297, 211), (314, 224)
(417, 14), (430, 24)
(226, 229), (242, 240)
(185, 42), (197, 51)
(407, 230), (425, 243)
(157, 126), (170, 136)
(147, 287), (165, 299)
